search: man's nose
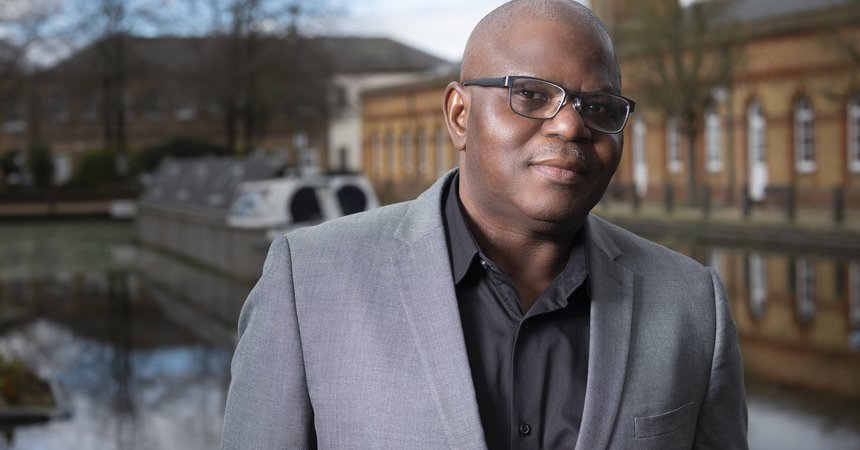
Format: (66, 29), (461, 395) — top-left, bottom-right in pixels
(541, 96), (591, 141)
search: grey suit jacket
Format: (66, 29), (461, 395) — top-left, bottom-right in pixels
(221, 170), (748, 449)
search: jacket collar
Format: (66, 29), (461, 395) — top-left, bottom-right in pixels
(392, 170), (634, 449)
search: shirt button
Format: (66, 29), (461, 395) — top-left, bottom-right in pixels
(480, 260), (488, 269)
(519, 423), (531, 435)
(522, 320), (531, 329)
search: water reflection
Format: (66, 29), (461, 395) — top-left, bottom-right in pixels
(0, 221), (233, 450)
(657, 239), (860, 399)
(0, 220), (859, 449)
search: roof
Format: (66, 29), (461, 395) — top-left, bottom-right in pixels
(310, 37), (449, 73)
(725, 0), (855, 24)
(141, 156), (283, 215)
(45, 35), (449, 78)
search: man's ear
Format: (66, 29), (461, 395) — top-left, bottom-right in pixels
(443, 81), (468, 151)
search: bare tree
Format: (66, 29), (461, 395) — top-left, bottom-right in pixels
(618, 0), (741, 205)
(194, 0), (338, 154)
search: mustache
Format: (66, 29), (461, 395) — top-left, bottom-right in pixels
(532, 145), (587, 163)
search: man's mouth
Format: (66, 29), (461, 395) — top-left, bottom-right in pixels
(529, 158), (587, 184)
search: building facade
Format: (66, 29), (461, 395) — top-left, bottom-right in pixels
(0, 36), (447, 186)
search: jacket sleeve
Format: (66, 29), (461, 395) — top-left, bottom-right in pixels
(694, 268), (749, 449)
(221, 236), (316, 449)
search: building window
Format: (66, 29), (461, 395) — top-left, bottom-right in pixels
(848, 95), (860, 173)
(207, 99), (224, 119)
(123, 94), (134, 121)
(666, 116), (682, 173)
(142, 92), (164, 121)
(82, 93), (99, 122)
(633, 116), (647, 197)
(794, 96), (816, 173)
(747, 101), (766, 164)
(371, 132), (382, 175)
(48, 95), (69, 123)
(705, 105), (723, 173)
(748, 252), (767, 319)
(402, 129), (413, 174)
(417, 129), (430, 176)
(795, 258), (816, 326)
(333, 85), (348, 109)
(708, 248), (724, 281)
(436, 127), (449, 176)
(386, 131), (395, 178)
(174, 94), (195, 121)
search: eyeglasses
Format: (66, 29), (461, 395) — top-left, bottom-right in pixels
(462, 76), (635, 134)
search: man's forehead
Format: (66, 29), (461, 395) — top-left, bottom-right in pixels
(465, 17), (618, 89)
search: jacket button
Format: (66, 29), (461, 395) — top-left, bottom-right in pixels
(519, 423), (531, 435)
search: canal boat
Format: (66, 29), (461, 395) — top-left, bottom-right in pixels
(136, 156), (379, 283)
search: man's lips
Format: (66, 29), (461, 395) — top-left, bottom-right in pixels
(529, 158), (587, 184)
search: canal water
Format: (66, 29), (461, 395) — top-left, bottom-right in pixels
(0, 220), (859, 449)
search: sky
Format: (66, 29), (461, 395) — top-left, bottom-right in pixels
(334, 0), (510, 62)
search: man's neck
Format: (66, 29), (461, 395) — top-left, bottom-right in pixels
(458, 197), (583, 312)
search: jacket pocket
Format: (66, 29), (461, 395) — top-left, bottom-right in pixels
(634, 401), (694, 439)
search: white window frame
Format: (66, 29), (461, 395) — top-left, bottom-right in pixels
(848, 95), (860, 173)
(794, 96), (816, 173)
(705, 105), (723, 173)
(748, 101), (766, 164)
(666, 116), (682, 173)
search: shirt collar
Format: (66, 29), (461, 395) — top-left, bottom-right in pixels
(442, 173), (590, 296)
(443, 173), (482, 285)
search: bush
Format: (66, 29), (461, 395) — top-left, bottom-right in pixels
(67, 149), (124, 189)
(29, 145), (55, 189)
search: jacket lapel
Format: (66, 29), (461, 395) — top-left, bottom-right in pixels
(576, 216), (635, 450)
(391, 172), (487, 449)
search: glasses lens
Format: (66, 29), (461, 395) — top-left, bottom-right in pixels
(578, 93), (630, 133)
(509, 78), (565, 119)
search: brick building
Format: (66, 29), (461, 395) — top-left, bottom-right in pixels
(0, 36), (447, 185)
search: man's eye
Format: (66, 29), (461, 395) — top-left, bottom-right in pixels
(515, 90), (549, 102)
(583, 102), (610, 114)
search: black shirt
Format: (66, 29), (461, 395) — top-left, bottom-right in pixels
(442, 176), (591, 450)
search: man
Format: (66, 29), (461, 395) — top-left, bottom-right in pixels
(221, 1), (748, 448)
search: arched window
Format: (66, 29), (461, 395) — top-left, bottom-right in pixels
(705, 105), (723, 173)
(848, 94), (860, 173)
(666, 116), (682, 173)
(746, 101), (768, 202)
(747, 101), (766, 164)
(794, 96), (816, 173)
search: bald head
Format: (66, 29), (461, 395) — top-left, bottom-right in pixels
(461, 0), (621, 90)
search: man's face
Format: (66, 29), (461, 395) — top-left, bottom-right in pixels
(457, 18), (623, 234)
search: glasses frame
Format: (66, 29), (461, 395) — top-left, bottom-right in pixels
(462, 75), (636, 134)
